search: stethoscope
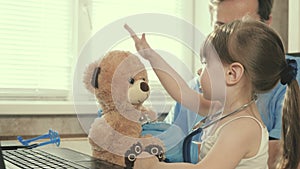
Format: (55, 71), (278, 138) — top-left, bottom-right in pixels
(183, 97), (256, 162)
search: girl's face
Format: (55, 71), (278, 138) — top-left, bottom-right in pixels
(199, 48), (226, 101)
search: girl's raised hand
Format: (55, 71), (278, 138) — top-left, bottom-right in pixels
(124, 24), (155, 60)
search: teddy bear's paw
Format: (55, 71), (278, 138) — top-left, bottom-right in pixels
(144, 144), (165, 162)
(124, 142), (143, 169)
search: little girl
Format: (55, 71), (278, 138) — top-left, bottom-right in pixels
(124, 19), (299, 169)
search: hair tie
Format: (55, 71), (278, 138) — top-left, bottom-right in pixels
(280, 59), (298, 85)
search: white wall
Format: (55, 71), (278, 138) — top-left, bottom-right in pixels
(288, 0), (300, 53)
(193, 0), (213, 73)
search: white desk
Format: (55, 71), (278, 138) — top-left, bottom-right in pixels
(58, 137), (92, 155)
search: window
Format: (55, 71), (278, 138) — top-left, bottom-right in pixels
(0, 0), (75, 101)
(0, 0), (76, 115)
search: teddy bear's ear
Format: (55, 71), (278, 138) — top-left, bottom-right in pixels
(83, 60), (100, 93)
(91, 67), (101, 88)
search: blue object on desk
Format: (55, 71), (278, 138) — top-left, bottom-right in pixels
(17, 129), (60, 148)
(142, 122), (199, 163)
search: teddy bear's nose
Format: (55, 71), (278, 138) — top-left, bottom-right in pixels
(140, 82), (149, 92)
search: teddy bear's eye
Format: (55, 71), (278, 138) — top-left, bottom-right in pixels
(128, 77), (135, 84)
(142, 78), (146, 81)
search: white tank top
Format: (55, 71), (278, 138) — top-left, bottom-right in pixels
(199, 116), (269, 169)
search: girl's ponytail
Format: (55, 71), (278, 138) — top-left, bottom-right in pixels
(277, 59), (300, 169)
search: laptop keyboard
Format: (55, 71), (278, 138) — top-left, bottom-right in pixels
(3, 149), (89, 169)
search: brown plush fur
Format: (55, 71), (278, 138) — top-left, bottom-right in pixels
(83, 50), (164, 166)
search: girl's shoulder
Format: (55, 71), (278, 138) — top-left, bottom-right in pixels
(218, 115), (265, 136)
(216, 115), (268, 157)
(221, 115), (264, 129)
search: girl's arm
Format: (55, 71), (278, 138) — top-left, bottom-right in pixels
(124, 24), (213, 116)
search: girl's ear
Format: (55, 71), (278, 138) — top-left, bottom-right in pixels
(225, 62), (244, 85)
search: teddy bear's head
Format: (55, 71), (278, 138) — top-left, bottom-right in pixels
(84, 50), (152, 122)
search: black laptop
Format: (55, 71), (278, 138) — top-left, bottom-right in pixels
(0, 141), (123, 169)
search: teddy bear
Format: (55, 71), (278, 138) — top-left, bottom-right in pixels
(83, 50), (165, 167)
